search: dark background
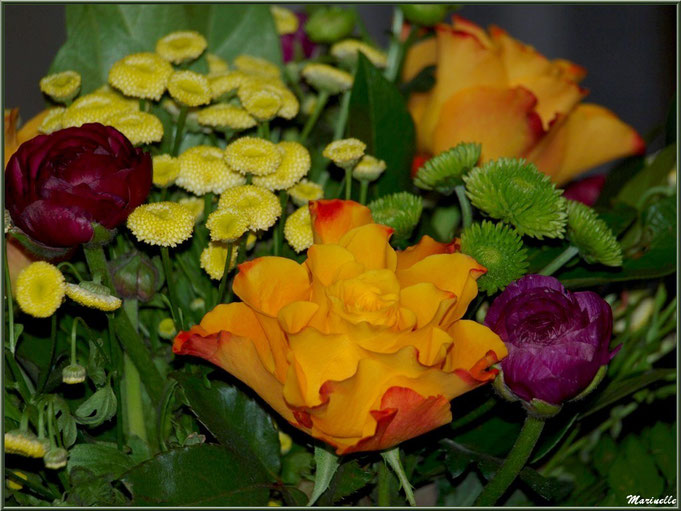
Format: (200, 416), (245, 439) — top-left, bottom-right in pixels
(4, 4), (677, 143)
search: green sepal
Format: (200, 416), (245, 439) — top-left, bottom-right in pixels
(460, 220), (529, 294)
(7, 229), (75, 261)
(492, 368), (519, 403)
(369, 192), (423, 244)
(566, 200), (623, 266)
(570, 365), (608, 402)
(523, 398), (563, 419)
(414, 142), (481, 195)
(463, 158), (567, 239)
(84, 223), (116, 248)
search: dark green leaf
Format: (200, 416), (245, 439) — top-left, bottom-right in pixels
(120, 444), (271, 506)
(348, 54), (416, 197)
(616, 144), (677, 208)
(281, 446), (314, 485)
(592, 434), (618, 477)
(68, 468), (127, 506)
(67, 443), (134, 479)
(318, 460), (373, 505)
(608, 435), (664, 502)
(594, 201), (638, 236)
(51, 5), (280, 94)
(438, 471), (483, 506)
(174, 373), (280, 477)
(444, 448), (470, 479)
(74, 385), (117, 427)
(281, 486), (308, 506)
(579, 369), (675, 419)
(452, 415), (522, 457)
(87, 339), (108, 387)
(595, 157), (645, 209)
(531, 411), (579, 464)
(400, 64), (436, 95)
(646, 422), (676, 483)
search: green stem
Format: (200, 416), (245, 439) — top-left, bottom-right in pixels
(455, 185), (472, 229)
(539, 245), (579, 276)
(160, 187), (168, 202)
(57, 261), (84, 282)
(274, 190), (288, 257)
(299, 90), (329, 144)
(123, 353), (147, 443)
(216, 241), (235, 305)
(70, 317), (86, 365)
(204, 192), (214, 218)
(161, 246), (182, 330)
(384, 7), (404, 82)
(4, 241), (16, 353)
(258, 121), (271, 140)
(345, 167), (353, 200)
(38, 314), (57, 393)
(171, 105), (189, 157)
(377, 461), (391, 507)
(107, 315), (124, 449)
(359, 179), (369, 205)
(5, 348), (33, 401)
(334, 91), (351, 140)
(83, 244), (113, 288)
(450, 397), (496, 432)
(157, 379), (178, 452)
(382, 446), (416, 506)
(474, 415), (545, 506)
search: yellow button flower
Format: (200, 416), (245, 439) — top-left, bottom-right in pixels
(152, 154), (180, 188)
(178, 197), (205, 222)
(284, 205), (314, 253)
(224, 137), (282, 176)
(323, 138), (366, 168)
(108, 111), (164, 146)
(127, 202), (194, 247)
(206, 53), (230, 75)
(108, 52), (173, 101)
(353, 154), (387, 181)
(331, 39), (388, 68)
(65, 282), (122, 311)
(302, 63), (353, 95)
(218, 185), (281, 231)
(6, 471), (28, 490)
(168, 71), (211, 107)
(40, 70), (81, 103)
(15, 261), (65, 318)
(208, 71), (252, 99)
(4, 430), (47, 458)
(196, 104), (256, 131)
(271, 6), (299, 35)
(253, 141), (311, 191)
(61, 91), (138, 128)
(38, 107), (66, 134)
(177, 145), (246, 195)
(206, 208), (250, 242)
(173, 199), (507, 454)
(238, 85), (282, 121)
(233, 54), (281, 80)
(200, 241), (239, 280)
(288, 179), (324, 206)
(278, 431), (293, 455)
(156, 30), (207, 64)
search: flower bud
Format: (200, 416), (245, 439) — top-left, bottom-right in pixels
(305, 7), (355, 44)
(4, 430), (46, 458)
(62, 364), (87, 384)
(111, 251), (160, 302)
(44, 447), (68, 470)
(400, 4), (449, 26)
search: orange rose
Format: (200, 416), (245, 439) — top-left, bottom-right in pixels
(404, 15), (645, 185)
(174, 200), (507, 454)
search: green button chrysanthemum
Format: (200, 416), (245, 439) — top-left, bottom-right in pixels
(460, 220), (529, 295)
(414, 142), (480, 195)
(566, 200), (623, 267)
(463, 158), (567, 239)
(369, 192), (423, 244)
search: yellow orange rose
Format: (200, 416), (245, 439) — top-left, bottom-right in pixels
(404, 15), (645, 185)
(174, 199), (506, 454)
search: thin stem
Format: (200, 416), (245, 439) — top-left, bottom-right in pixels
(334, 91), (351, 140)
(47, 399), (56, 448)
(377, 461), (391, 506)
(216, 241), (235, 305)
(38, 314), (58, 393)
(70, 317), (84, 365)
(455, 185), (472, 229)
(107, 315), (124, 449)
(157, 379), (178, 452)
(539, 245), (580, 276)
(258, 121), (271, 140)
(124, 353), (147, 442)
(345, 167), (353, 200)
(4, 241), (16, 353)
(161, 246), (181, 330)
(274, 190), (288, 257)
(382, 446), (416, 506)
(171, 105), (189, 157)
(359, 179), (369, 205)
(384, 7), (404, 82)
(57, 261), (84, 282)
(474, 415), (545, 506)
(83, 244), (113, 289)
(5, 348), (33, 400)
(299, 90), (329, 144)
(204, 192), (214, 218)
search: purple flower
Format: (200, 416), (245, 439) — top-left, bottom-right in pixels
(281, 13), (316, 63)
(485, 274), (617, 405)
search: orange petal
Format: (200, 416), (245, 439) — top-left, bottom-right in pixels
(173, 326), (293, 423)
(418, 23), (506, 153)
(338, 223), (397, 271)
(306, 244), (358, 286)
(402, 34), (437, 83)
(400, 282), (455, 328)
(451, 15), (495, 50)
(552, 58), (587, 83)
(278, 301), (319, 335)
(432, 85), (545, 160)
(396, 235), (458, 271)
(513, 74), (587, 129)
(4, 109), (51, 167)
(444, 319), (507, 376)
(407, 91), (431, 140)
(489, 25), (553, 82)
(309, 200), (373, 244)
(233, 256), (311, 316)
(527, 103), (646, 185)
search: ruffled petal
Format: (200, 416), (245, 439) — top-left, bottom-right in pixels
(338, 223), (397, 271)
(444, 319), (507, 377)
(396, 234), (458, 271)
(309, 199), (373, 244)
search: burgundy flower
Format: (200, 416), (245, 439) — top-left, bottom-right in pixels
(281, 13), (316, 63)
(563, 174), (607, 206)
(485, 274), (617, 405)
(5, 123), (151, 248)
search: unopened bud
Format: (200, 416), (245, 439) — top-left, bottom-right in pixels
(44, 447), (68, 470)
(62, 364), (87, 384)
(111, 251), (160, 302)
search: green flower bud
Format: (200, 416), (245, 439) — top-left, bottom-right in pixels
(369, 192), (423, 244)
(305, 7), (356, 44)
(62, 364), (87, 385)
(414, 142), (480, 195)
(44, 447), (68, 470)
(566, 200), (623, 267)
(464, 158), (567, 239)
(400, 4), (450, 27)
(460, 221), (528, 294)
(110, 251), (161, 302)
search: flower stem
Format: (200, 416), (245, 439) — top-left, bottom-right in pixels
(258, 121), (271, 140)
(38, 314), (57, 393)
(376, 460), (391, 506)
(160, 246), (182, 330)
(171, 105), (189, 157)
(274, 190), (288, 256)
(216, 241), (234, 305)
(455, 185), (473, 229)
(384, 7), (404, 82)
(345, 167), (353, 200)
(107, 314), (124, 449)
(300, 90), (329, 144)
(382, 446), (416, 506)
(539, 245), (579, 276)
(4, 241), (16, 353)
(359, 179), (369, 205)
(474, 415), (545, 506)
(123, 352), (148, 443)
(57, 261), (84, 281)
(334, 90), (351, 140)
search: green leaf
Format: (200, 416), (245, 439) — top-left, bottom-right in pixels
(308, 445), (340, 506)
(646, 422), (676, 483)
(68, 468), (127, 506)
(530, 411), (579, 464)
(74, 385), (117, 427)
(50, 5), (281, 95)
(67, 443), (134, 480)
(616, 144), (676, 208)
(281, 445), (314, 485)
(174, 373), (280, 477)
(348, 53), (416, 197)
(318, 460), (373, 505)
(438, 471), (483, 506)
(608, 435), (665, 502)
(444, 448), (470, 479)
(592, 434), (618, 477)
(579, 369), (675, 419)
(281, 486), (308, 506)
(120, 444), (271, 506)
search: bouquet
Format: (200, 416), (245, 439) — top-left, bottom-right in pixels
(4, 4), (676, 507)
